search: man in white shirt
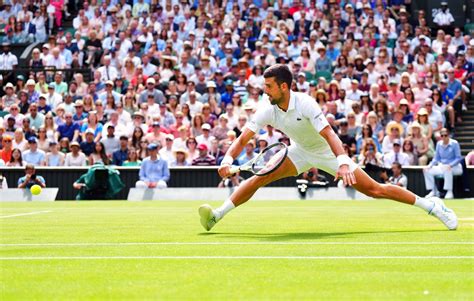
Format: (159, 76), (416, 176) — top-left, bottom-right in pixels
(141, 54), (157, 77)
(198, 64), (457, 231)
(433, 2), (454, 28)
(383, 139), (410, 168)
(0, 44), (18, 70)
(97, 56), (118, 82)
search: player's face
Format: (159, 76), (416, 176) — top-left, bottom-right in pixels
(264, 77), (285, 105)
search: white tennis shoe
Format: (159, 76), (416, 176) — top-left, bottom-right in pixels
(428, 197), (458, 230)
(199, 204), (218, 231)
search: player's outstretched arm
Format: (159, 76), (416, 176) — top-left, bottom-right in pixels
(218, 127), (256, 178)
(320, 126), (357, 186)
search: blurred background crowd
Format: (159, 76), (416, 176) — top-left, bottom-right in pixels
(0, 0), (473, 172)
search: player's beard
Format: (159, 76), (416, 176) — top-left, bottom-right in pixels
(268, 92), (282, 105)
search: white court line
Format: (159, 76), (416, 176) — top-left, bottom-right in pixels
(0, 241), (472, 247)
(0, 256), (472, 260)
(0, 211), (51, 219)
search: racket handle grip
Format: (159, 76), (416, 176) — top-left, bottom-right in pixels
(229, 165), (240, 174)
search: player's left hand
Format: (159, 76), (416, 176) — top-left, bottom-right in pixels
(335, 164), (357, 186)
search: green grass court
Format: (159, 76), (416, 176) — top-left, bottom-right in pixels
(1, 200), (473, 300)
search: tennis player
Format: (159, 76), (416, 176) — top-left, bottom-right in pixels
(199, 64), (457, 231)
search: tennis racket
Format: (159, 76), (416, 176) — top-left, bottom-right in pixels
(229, 142), (288, 176)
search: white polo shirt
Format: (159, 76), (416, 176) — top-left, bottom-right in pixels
(247, 91), (330, 153)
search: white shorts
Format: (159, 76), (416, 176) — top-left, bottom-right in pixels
(287, 144), (358, 176)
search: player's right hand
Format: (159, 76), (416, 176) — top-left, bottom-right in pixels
(218, 165), (232, 178)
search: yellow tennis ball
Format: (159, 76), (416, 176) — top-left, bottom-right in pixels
(30, 184), (42, 195)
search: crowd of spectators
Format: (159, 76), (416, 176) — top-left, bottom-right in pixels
(0, 0), (473, 181)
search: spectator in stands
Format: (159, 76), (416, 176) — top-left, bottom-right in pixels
(17, 164), (46, 189)
(45, 140), (64, 166)
(170, 148), (189, 167)
(112, 136), (129, 166)
(123, 147), (141, 167)
(383, 139), (410, 168)
(159, 134), (175, 165)
(192, 143), (216, 166)
(0, 135), (13, 163)
(80, 129), (96, 156)
(238, 140), (257, 165)
(56, 112), (80, 142)
(7, 148), (23, 167)
(136, 143), (170, 189)
(23, 137), (45, 166)
(380, 162), (408, 188)
(423, 128), (463, 199)
(101, 125), (120, 156)
(424, 98), (443, 139)
(89, 142), (110, 165)
(433, 2), (454, 31)
(64, 141), (87, 166)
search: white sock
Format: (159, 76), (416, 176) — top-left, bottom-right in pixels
(214, 199), (236, 219)
(414, 196), (435, 213)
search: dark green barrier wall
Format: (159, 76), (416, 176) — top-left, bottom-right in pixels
(0, 167), (472, 200)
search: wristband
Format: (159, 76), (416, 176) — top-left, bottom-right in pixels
(221, 155), (234, 166)
(337, 155), (352, 167)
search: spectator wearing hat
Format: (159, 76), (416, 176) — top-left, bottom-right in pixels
(423, 128), (462, 199)
(145, 121), (167, 146)
(196, 123), (215, 149)
(191, 143), (216, 166)
(315, 46), (332, 72)
(0, 43), (18, 71)
(136, 142), (170, 189)
(170, 148), (189, 167)
(382, 121), (404, 154)
(98, 80), (122, 105)
(23, 137), (46, 166)
(295, 72), (309, 93)
(37, 94), (52, 115)
(71, 100), (87, 124)
(159, 134), (175, 164)
(382, 139), (410, 168)
(433, 2), (454, 31)
(200, 81), (222, 107)
(346, 79), (363, 103)
(17, 164), (46, 189)
(45, 140), (65, 166)
(2, 82), (17, 108)
(64, 141), (87, 166)
(25, 79), (40, 104)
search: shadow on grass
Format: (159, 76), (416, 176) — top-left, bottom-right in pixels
(198, 229), (447, 241)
